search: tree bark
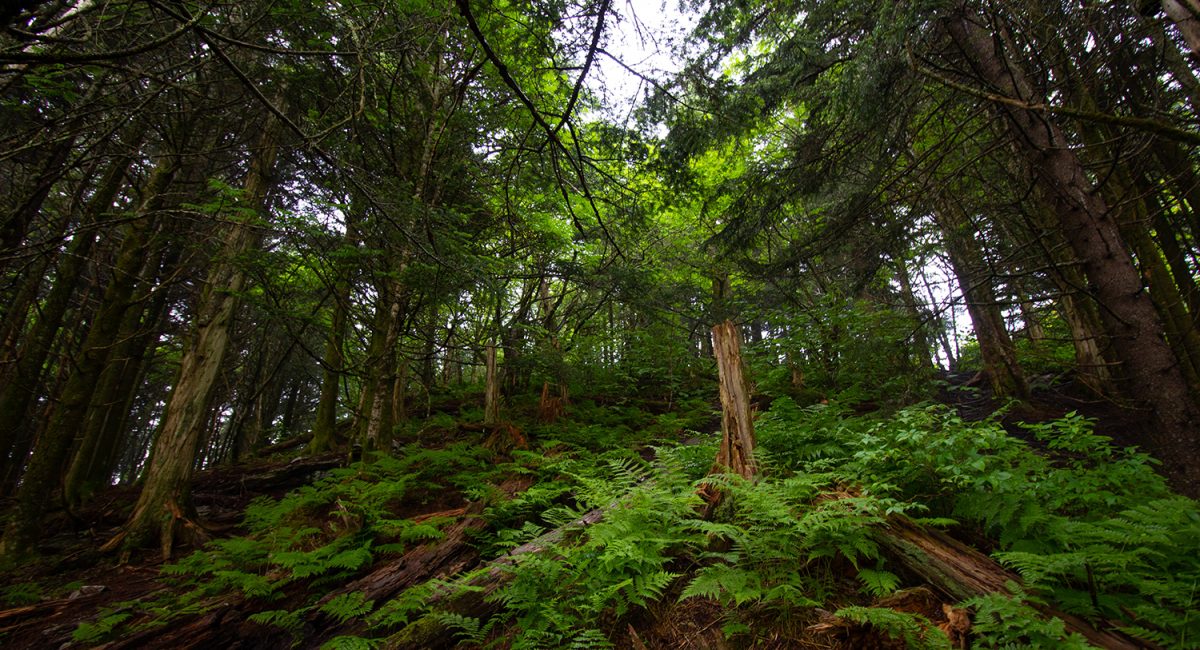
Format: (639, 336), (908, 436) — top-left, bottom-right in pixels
(711, 320), (756, 478)
(1163, 0), (1200, 60)
(483, 343), (500, 426)
(875, 514), (1147, 650)
(63, 244), (168, 507)
(364, 289), (402, 454)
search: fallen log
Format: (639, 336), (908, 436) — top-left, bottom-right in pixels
(99, 476), (531, 650)
(253, 434), (313, 457)
(386, 494), (1154, 650)
(875, 515), (1150, 650)
(380, 505), (612, 647)
(382, 504), (610, 649)
(319, 476), (531, 607)
(230, 454), (344, 493)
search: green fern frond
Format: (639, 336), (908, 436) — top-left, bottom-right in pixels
(319, 635), (381, 650)
(857, 568), (900, 597)
(247, 608), (303, 634)
(320, 592), (374, 624)
(833, 606), (952, 650)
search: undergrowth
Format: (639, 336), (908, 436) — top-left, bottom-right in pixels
(68, 399), (1200, 649)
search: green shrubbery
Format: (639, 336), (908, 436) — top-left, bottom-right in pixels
(73, 398), (1200, 649)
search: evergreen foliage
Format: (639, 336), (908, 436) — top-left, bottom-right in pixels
(4, 0), (1200, 647)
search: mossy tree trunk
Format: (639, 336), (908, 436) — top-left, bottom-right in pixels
(483, 343), (500, 426)
(0, 151), (131, 476)
(63, 243), (172, 508)
(0, 154), (176, 561)
(364, 282), (404, 455)
(107, 120), (282, 558)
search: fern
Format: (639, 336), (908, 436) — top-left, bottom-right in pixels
(680, 564), (764, 606)
(428, 611), (487, 645)
(320, 592), (375, 624)
(833, 606), (953, 650)
(320, 635), (381, 650)
(247, 608), (304, 635)
(857, 567), (901, 597)
(73, 610), (132, 644)
(965, 592), (1096, 649)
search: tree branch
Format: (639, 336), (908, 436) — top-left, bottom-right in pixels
(909, 51), (1200, 146)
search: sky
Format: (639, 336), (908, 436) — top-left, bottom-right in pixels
(586, 0), (697, 122)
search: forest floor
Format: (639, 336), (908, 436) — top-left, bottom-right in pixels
(0, 374), (1178, 649)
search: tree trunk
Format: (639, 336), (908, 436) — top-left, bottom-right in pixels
(309, 298), (347, 453)
(711, 320), (756, 478)
(364, 291), (402, 455)
(932, 198), (1028, 400)
(1163, 0), (1200, 60)
(0, 153), (176, 560)
(0, 152), (130, 477)
(1149, 204), (1200, 323)
(700, 319), (756, 518)
(107, 120), (283, 558)
(894, 257), (935, 371)
(62, 245), (167, 507)
(483, 343), (500, 426)
(309, 217), (357, 454)
(0, 135), (73, 258)
(1017, 295), (1045, 345)
(945, 7), (1200, 497)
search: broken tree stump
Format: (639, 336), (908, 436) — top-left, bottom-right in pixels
(698, 319), (757, 519)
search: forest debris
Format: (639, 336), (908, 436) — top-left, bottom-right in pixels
(252, 433), (312, 457)
(627, 623), (650, 650)
(317, 475), (532, 607)
(68, 585), (106, 599)
(381, 501), (612, 649)
(230, 453), (343, 492)
(939, 604), (971, 649)
(409, 507), (468, 524)
(873, 513), (1147, 650)
(481, 422), (527, 453)
(805, 590), (961, 650)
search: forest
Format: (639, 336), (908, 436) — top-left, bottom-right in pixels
(2, 0), (1200, 647)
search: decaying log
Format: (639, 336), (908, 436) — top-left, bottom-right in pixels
(232, 455), (344, 492)
(876, 514), (1150, 650)
(97, 477), (531, 650)
(389, 493), (1152, 649)
(710, 320), (756, 480)
(383, 504), (611, 649)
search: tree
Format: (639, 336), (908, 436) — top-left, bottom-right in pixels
(107, 106), (286, 556)
(941, 4), (1200, 496)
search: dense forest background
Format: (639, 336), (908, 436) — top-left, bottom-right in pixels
(2, 0), (1200, 648)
